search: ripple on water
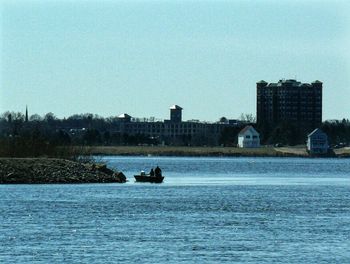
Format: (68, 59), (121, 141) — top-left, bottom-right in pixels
(1, 157), (350, 263)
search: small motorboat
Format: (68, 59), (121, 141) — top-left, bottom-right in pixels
(134, 171), (164, 183)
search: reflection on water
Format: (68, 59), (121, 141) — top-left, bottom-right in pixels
(0, 157), (349, 263)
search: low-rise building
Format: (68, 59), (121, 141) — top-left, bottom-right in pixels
(237, 125), (260, 148)
(307, 128), (329, 154)
(112, 105), (242, 146)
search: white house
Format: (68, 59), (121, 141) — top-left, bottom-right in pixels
(307, 128), (329, 154)
(238, 125), (260, 148)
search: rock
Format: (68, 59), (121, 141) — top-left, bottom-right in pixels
(114, 172), (127, 183)
(0, 158), (127, 184)
(94, 163), (114, 175)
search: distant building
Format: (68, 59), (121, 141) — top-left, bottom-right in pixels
(257, 79), (322, 130)
(307, 128), (329, 154)
(169, 105), (183, 123)
(237, 125), (260, 148)
(112, 105), (242, 146)
(117, 113), (132, 122)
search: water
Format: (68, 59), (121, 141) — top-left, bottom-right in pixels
(0, 157), (349, 263)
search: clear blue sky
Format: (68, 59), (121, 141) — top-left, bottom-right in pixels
(1, 0), (350, 121)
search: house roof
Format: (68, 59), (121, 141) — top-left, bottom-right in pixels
(170, 105), (183, 110)
(238, 125), (259, 136)
(308, 128), (326, 137)
(118, 113), (132, 118)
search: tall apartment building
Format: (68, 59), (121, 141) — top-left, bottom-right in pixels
(256, 79), (322, 130)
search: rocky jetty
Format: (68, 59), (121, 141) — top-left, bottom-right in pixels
(0, 158), (126, 184)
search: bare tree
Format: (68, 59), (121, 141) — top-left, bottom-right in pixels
(239, 113), (256, 123)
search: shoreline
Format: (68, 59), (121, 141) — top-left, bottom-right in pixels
(1, 146), (348, 184)
(86, 146), (350, 158)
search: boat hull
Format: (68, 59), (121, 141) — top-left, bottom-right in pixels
(134, 175), (164, 183)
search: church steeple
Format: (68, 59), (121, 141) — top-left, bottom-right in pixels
(25, 105), (28, 122)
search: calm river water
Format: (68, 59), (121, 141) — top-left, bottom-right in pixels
(0, 157), (349, 263)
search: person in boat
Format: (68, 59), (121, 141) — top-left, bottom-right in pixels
(155, 166), (162, 177)
(149, 168), (155, 177)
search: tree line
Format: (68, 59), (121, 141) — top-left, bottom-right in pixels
(0, 111), (349, 157)
(0, 111), (166, 157)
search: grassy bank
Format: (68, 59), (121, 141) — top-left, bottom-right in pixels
(85, 145), (350, 158)
(86, 145), (302, 157)
(334, 147), (350, 157)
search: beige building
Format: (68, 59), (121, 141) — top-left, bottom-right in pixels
(114, 105), (241, 145)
